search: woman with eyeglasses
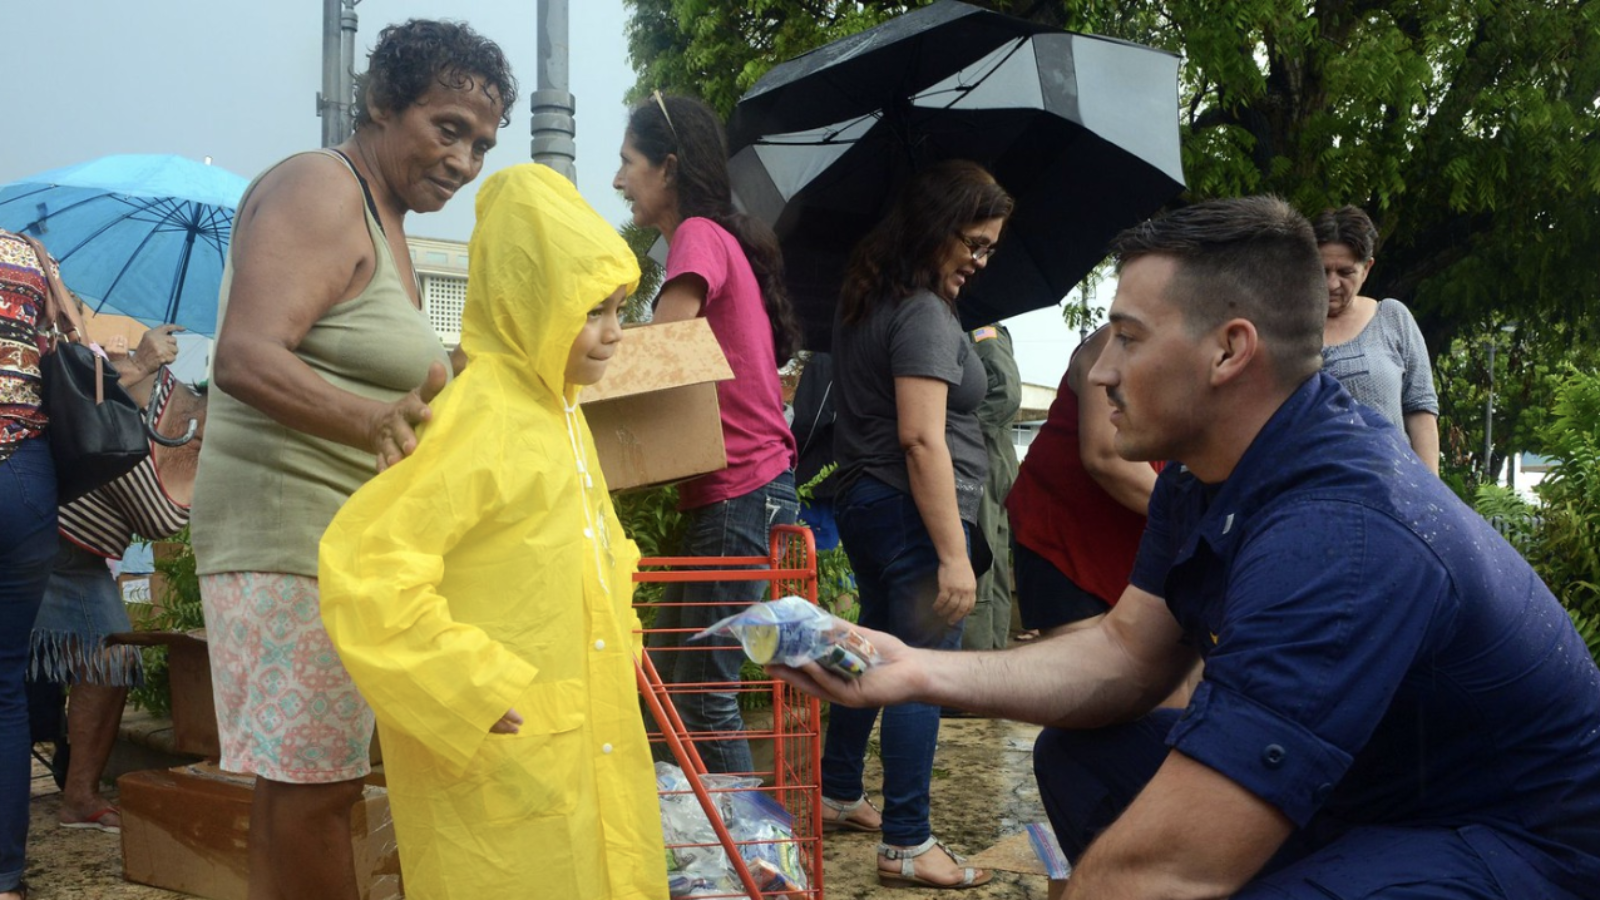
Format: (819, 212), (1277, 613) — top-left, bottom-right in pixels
(818, 160), (1011, 890)
(613, 93), (803, 775)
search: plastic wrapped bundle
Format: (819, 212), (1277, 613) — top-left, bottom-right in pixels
(693, 595), (881, 679)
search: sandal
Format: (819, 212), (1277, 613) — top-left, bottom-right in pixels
(878, 836), (992, 889)
(820, 794), (881, 832)
(59, 805), (121, 834)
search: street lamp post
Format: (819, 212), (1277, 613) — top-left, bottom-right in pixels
(1483, 323), (1517, 486)
(1484, 340), (1497, 483)
(319, 0), (358, 147)
(532, 0), (577, 182)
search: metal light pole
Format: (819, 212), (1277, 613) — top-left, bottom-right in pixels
(532, 0), (577, 182)
(1484, 340), (1497, 483)
(1482, 323), (1518, 485)
(319, 0), (358, 147)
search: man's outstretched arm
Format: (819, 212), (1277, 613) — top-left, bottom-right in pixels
(770, 585), (1196, 729)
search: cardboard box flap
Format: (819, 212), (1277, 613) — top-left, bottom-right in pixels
(580, 318), (733, 404)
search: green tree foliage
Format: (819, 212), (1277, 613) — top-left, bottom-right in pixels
(1465, 369), (1600, 667)
(620, 221), (666, 323)
(623, 0), (1600, 353)
(1528, 365), (1600, 620)
(1435, 320), (1600, 493)
(624, 1), (920, 114)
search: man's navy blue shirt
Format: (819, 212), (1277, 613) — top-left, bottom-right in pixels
(1130, 372), (1600, 895)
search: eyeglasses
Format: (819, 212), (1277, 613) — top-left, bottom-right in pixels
(957, 233), (997, 262)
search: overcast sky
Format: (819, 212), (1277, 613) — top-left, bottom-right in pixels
(3, 0), (1089, 387)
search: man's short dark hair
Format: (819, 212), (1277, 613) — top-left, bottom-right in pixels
(1311, 205), (1380, 261)
(352, 19), (518, 129)
(1109, 196), (1326, 385)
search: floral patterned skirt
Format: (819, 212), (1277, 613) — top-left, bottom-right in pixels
(200, 572), (374, 783)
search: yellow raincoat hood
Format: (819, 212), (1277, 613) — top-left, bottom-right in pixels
(320, 164), (664, 899)
(460, 163), (639, 399)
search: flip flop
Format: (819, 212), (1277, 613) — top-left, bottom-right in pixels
(60, 806), (121, 834)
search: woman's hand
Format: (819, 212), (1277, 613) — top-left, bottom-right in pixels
(129, 323), (184, 377)
(490, 707), (523, 734)
(934, 555), (977, 624)
(371, 360), (449, 472)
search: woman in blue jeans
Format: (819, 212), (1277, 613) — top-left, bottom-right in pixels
(1, 230), (65, 900)
(822, 161), (1012, 890)
(617, 94), (803, 775)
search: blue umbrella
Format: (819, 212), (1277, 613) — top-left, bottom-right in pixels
(0, 154), (250, 337)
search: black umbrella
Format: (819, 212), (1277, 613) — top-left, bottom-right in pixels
(726, 0), (1185, 350)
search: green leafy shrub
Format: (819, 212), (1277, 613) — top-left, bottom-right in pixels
(1465, 366), (1600, 670)
(795, 463), (859, 621)
(127, 528), (205, 716)
(615, 484), (688, 623)
(1471, 484), (1541, 559)
(1529, 366), (1600, 621)
(1570, 608), (1600, 662)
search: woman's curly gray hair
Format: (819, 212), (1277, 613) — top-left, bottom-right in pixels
(352, 19), (518, 129)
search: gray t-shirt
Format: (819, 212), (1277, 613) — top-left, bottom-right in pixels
(832, 290), (988, 522)
(1322, 297), (1438, 430)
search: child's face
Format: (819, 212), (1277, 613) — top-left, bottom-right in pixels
(565, 286), (627, 386)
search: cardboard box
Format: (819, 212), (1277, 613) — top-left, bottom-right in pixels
(109, 630), (220, 758)
(580, 318), (734, 491)
(119, 573), (152, 605)
(119, 763), (400, 900)
(81, 309), (148, 359)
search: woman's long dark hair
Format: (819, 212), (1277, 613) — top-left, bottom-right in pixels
(627, 94), (803, 363)
(839, 160), (1014, 324)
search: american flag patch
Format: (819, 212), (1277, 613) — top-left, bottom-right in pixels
(971, 326), (999, 342)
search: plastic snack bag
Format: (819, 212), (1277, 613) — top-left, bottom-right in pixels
(722, 788), (808, 892)
(693, 595), (881, 679)
(657, 762), (763, 893)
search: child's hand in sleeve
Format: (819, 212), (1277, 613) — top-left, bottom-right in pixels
(490, 708), (523, 734)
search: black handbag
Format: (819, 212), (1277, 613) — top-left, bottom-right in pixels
(17, 233), (149, 503)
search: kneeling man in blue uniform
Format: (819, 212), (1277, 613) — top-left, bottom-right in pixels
(773, 196), (1600, 899)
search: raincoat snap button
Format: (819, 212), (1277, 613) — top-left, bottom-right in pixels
(602, 743), (613, 754)
(594, 639), (606, 651)
(583, 527), (594, 538)
(1262, 744), (1287, 768)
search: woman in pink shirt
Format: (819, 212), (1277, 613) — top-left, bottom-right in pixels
(614, 93), (801, 774)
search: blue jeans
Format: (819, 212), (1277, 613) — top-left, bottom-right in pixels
(821, 476), (966, 846)
(0, 438), (58, 893)
(647, 471), (799, 774)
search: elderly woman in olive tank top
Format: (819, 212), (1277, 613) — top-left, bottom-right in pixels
(190, 21), (516, 900)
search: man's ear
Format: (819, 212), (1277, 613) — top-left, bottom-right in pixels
(1211, 319), (1258, 385)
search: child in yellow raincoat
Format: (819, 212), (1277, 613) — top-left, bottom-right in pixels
(319, 163), (668, 900)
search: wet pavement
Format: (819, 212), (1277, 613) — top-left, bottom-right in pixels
(23, 715), (1052, 899)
